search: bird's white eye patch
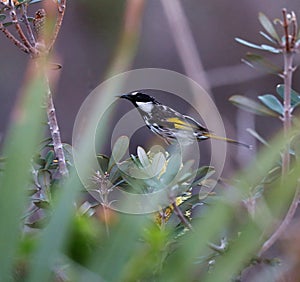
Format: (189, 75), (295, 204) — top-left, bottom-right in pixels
(136, 101), (154, 113)
(131, 91), (139, 96)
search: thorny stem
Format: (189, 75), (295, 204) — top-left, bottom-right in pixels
(45, 73), (69, 177)
(0, 1), (69, 177)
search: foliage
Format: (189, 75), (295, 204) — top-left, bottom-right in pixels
(1, 4), (300, 282)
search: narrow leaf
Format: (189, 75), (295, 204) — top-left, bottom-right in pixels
(244, 52), (281, 75)
(235, 38), (265, 50)
(150, 152), (166, 176)
(258, 94), (284, 115)
(229, 95), (278, 117)
(246, 128), (269, 146)
(3, 21), (13, 27)
(109, 136), (129, 169)
(260, 44), (280, 53)
(137, 146), (150, 168)
(44, 150), (55, 170)
(259, 31), (277, 44)
(258, 12), (280, 42)
(235, 38), (280, 53)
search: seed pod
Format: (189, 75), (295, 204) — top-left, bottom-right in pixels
(33, 9), (46, 41)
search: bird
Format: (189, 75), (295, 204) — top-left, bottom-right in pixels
(119, 91), (251, 149)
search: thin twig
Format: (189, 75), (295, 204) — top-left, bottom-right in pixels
(21, 4), (36, 46)
(47, 0), (66, 52)
(10, 8), (38, 56)
(258, 186), (300, 256)
(0, 22), (30, 54)
(172, 201), (193, 230)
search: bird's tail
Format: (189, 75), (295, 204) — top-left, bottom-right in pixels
(203, 133), (252, 149)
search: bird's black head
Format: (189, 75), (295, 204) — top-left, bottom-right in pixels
(119, 91), (159, 106)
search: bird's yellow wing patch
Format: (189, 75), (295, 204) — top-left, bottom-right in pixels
(166, 117), (196, 130)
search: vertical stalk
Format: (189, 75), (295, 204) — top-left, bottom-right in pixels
(45, 73), (69, 177)
(259, 10), (298, 256)
(282, 52), (293, 176)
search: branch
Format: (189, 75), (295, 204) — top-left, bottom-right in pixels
(47, 0), (66, 52)
(258, 186), (300, 256)
(0, 22), (30, 54)
(172, 201), (193, 230)
(10, 8), (38, 56)
(21, 4), (36, 46)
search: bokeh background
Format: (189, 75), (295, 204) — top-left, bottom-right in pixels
(1, 0), (300, 172)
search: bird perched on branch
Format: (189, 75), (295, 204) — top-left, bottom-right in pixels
(119, 91), (250, 149)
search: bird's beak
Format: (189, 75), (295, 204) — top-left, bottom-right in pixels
(117, 94), (130, 100)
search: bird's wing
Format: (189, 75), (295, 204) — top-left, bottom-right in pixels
(182, 115), (209, 133)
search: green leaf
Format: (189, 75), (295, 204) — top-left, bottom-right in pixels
(235, 38), (266, 50)
(229, 95), (278, 117)
(174, 159), (195, 183)
(235, 38), (280, 53)
(0, 14), (6, 21)
(262, 166), (281, 184)
(109, 136), (129, 170)
(137, 146), (150, 168)
(258, 12), (280, 42)
(150, 152), (166, 176)
(276, 84), (300, 109)
(161, 153), (181, 185)
(258, 94), (284, 115)
(25, 216), (50, 229)
(243, 53), (281, 75)
(33, 199), (50, 209)
(191, 166), (215, 186)
(260, 44), (280, 53)
(259, 31), (277, 44)
(44, 150), (55, 170)
(97, 154), (110, 173)
(246, 128), (268, 146)
(3, 21), (13, 27)
(37, 170), (51, 190)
